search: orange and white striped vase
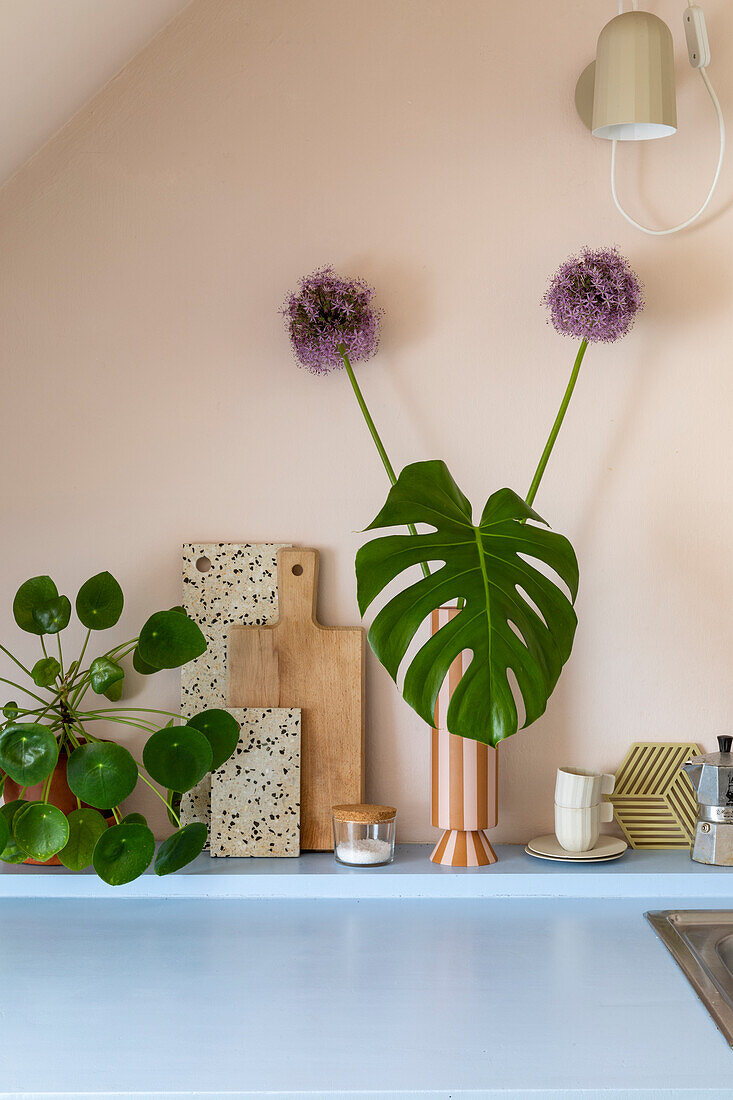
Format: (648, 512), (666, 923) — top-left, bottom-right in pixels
(430, 607), (498, 866)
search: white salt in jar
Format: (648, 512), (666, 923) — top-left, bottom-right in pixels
(332, 804), (397, 867)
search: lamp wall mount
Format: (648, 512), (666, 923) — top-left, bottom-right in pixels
(575, 3), (725, 235)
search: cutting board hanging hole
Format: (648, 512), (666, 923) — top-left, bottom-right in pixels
(292, 564), (303, 576)
(196, 556), (212, 573)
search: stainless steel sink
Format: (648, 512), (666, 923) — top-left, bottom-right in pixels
(647, 910), (733, 1046)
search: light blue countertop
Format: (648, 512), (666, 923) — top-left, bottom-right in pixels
(0, 893), (732, 1098)
(1, 843), (732, 898)
(2, 847), (733, 1096)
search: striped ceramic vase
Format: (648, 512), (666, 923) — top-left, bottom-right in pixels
(430, 607), (498, 866)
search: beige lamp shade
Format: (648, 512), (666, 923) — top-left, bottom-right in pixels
(592, 11), (677, 141)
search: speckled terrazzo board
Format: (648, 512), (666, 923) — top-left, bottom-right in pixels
(210, 708), (301, 857)
(179, 542), (290, 831)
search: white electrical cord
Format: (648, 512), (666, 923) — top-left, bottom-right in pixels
(610, 1), (725, 235)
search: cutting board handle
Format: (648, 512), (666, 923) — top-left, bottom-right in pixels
(277, 548), (319, 625)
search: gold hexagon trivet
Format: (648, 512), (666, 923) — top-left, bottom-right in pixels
(611, 741), (703, 849)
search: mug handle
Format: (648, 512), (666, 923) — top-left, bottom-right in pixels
(601, 773), (615, 796)
(600, 801), (614, 823)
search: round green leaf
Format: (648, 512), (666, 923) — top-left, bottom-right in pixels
(2, 701), (19, 720)
(132, 646), (159, 676)
(154, 822), (207, 876)
(142, 725), (213, 792)
(92, 823), (155, 885)
(13, 576), (58, 635)
(58, 808), (109, 871)
(66, 742), (138, 809)
(0, 840), (26, 863)
(0, 724), (58, 785)
(0, 801), (28, 862)
(120, 811), (147, 826)
(75, 572), (124, 631)
(138, 611), (206, 671)
(31, 657), (61, 688)
(104, 679), (124, 702)
(14, 802), (69, 862)
(188, 709), (240, 771)
(1, 799), (27, 829)
(89, 657), (124, 696)
(32, 595), (71, 635)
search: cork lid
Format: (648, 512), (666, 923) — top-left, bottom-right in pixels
(332, 803), (397, 824)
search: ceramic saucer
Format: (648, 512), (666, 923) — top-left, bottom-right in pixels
(525, 834), (628, 862)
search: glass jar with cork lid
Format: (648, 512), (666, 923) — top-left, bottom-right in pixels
(332, 804), (397, 866)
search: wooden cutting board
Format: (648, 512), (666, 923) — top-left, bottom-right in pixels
(227, 548), (365, 850)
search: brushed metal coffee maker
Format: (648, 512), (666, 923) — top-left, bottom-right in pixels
(684, 736), (733, 866)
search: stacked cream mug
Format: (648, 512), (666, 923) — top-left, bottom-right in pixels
(554, 767), (615, 852)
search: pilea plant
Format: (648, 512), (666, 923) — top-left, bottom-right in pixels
(0, 571), (239, 883)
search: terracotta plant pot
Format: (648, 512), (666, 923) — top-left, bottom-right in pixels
(3, 751), (78, 865)
(4, 751), (116, 866)
(429, 607), (499, 866)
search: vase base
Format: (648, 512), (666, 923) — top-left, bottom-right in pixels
(429, 829), (498, 867)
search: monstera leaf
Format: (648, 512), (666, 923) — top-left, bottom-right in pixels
(355, 461), (579, 746)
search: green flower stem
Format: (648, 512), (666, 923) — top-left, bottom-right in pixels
(339, 345), (429, 580)
(339, 346), (399, 484)
(111, 806), (121, 824)
(526, 338), (588, 509)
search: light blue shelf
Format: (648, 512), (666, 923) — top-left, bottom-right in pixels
(0, 842), (730, 898)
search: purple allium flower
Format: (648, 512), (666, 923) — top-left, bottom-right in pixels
(283, 267), (381, 374)
(543, 247), (643, 343)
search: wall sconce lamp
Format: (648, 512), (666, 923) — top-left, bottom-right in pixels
(575, 2), (725, 234)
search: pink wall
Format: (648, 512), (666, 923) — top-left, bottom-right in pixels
(1, 0), (731, 840)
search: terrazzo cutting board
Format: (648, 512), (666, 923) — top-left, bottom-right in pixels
(228, 547), (365, 850)
(179, 542), (289, 830)
(210, 707), (301, 857)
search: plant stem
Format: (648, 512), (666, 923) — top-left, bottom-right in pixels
(135, 769), (180, 826)
(41, 769), (53, 805)
(339, 344), (429, 580)
(0, 677), (49, 705)
(82, 707), (181, 721)
(76, 629), (91, 679)
(0, 643), (33, 679)
(525, 337), (588, 509)
(56, 634), (64, 678)
(79, 714), (157, 734)
(339, 346), (399, 484)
